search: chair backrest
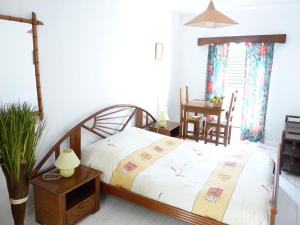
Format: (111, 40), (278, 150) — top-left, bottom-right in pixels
(180, 86), (189, 123)
(225, 90), (238, 126)
(180, 86), (188, 105)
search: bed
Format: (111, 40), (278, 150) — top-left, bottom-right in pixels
(32, 104), (279, 225)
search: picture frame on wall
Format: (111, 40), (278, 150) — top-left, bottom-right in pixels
(155, 42), (163, 60)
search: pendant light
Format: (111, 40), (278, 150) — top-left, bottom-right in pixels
(184, 0), (238, 28)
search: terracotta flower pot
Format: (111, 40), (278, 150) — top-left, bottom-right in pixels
(2, 165), (29, 225)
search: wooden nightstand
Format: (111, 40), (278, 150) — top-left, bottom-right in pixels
(31, 165), (102, 225)
(149, 120), (180, 137)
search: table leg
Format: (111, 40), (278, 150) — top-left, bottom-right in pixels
(216, 114), (220, 146)
(204, 114), (208, 144)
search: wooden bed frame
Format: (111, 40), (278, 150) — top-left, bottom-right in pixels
(31, 104), (280, 225)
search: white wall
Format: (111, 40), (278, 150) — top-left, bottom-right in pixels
(0, 20), (38, 106)
(168, 4), (300, 145)
(0, 0), (173, 223)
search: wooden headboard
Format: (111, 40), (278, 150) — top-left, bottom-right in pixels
(31, 104), (156, 178)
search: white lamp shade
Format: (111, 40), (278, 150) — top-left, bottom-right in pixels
(184, 1), (238, 28)
(54, 148), (80, 170)
(157, 111), (169, 127)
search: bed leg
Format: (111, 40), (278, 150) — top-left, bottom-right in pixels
(270, 207), (277, 225)
(270, 144), (280, 225)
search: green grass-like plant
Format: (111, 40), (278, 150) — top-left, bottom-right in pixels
(0, 103), (45, 179)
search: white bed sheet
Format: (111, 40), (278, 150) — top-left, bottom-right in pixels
(81, 127), (274, 225)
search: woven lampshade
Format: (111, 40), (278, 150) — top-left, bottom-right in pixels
(184, 1), (238, 28)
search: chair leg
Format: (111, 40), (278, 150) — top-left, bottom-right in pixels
(195, 123), (199, 142)
(223, 127), (228, 147)
(204, 124), (208, 144)
(228, 125), (232, 145)
(179, 122), (183, 139)
(183, 122), (187, 140)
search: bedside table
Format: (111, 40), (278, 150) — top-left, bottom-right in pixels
(149, 120), (180, 137)
(31, 165), (102, 225)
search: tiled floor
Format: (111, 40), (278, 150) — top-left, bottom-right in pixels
(276, 172), (300, 225)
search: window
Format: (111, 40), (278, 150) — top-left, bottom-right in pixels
(223, 43), (246, 127)
(206, 41), (275, 141)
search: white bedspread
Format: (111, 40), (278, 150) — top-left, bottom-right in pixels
(81, 127), (274, 225)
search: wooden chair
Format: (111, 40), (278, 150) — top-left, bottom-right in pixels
(205, 90), (238, 146)
(180, 86), (203, 142)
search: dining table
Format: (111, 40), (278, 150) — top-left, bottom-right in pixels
(182, 100), (223, 145)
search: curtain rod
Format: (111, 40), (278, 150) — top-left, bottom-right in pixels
(198, 34), (286, 46)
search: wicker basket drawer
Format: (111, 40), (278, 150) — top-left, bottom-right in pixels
(66, 194), (95, 225)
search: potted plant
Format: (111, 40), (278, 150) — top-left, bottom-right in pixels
(210, 95), (224, 107)
(0, 103), (45, 225)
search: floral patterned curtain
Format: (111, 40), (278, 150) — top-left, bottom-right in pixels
(241, 42), (274, 142)
(205, 43), (230, 100)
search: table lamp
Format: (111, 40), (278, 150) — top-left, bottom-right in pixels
(157, 111), (169, 127)
(54, 148), (80, 177)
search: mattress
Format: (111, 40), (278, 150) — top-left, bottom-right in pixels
(81, 127), (274, 225)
